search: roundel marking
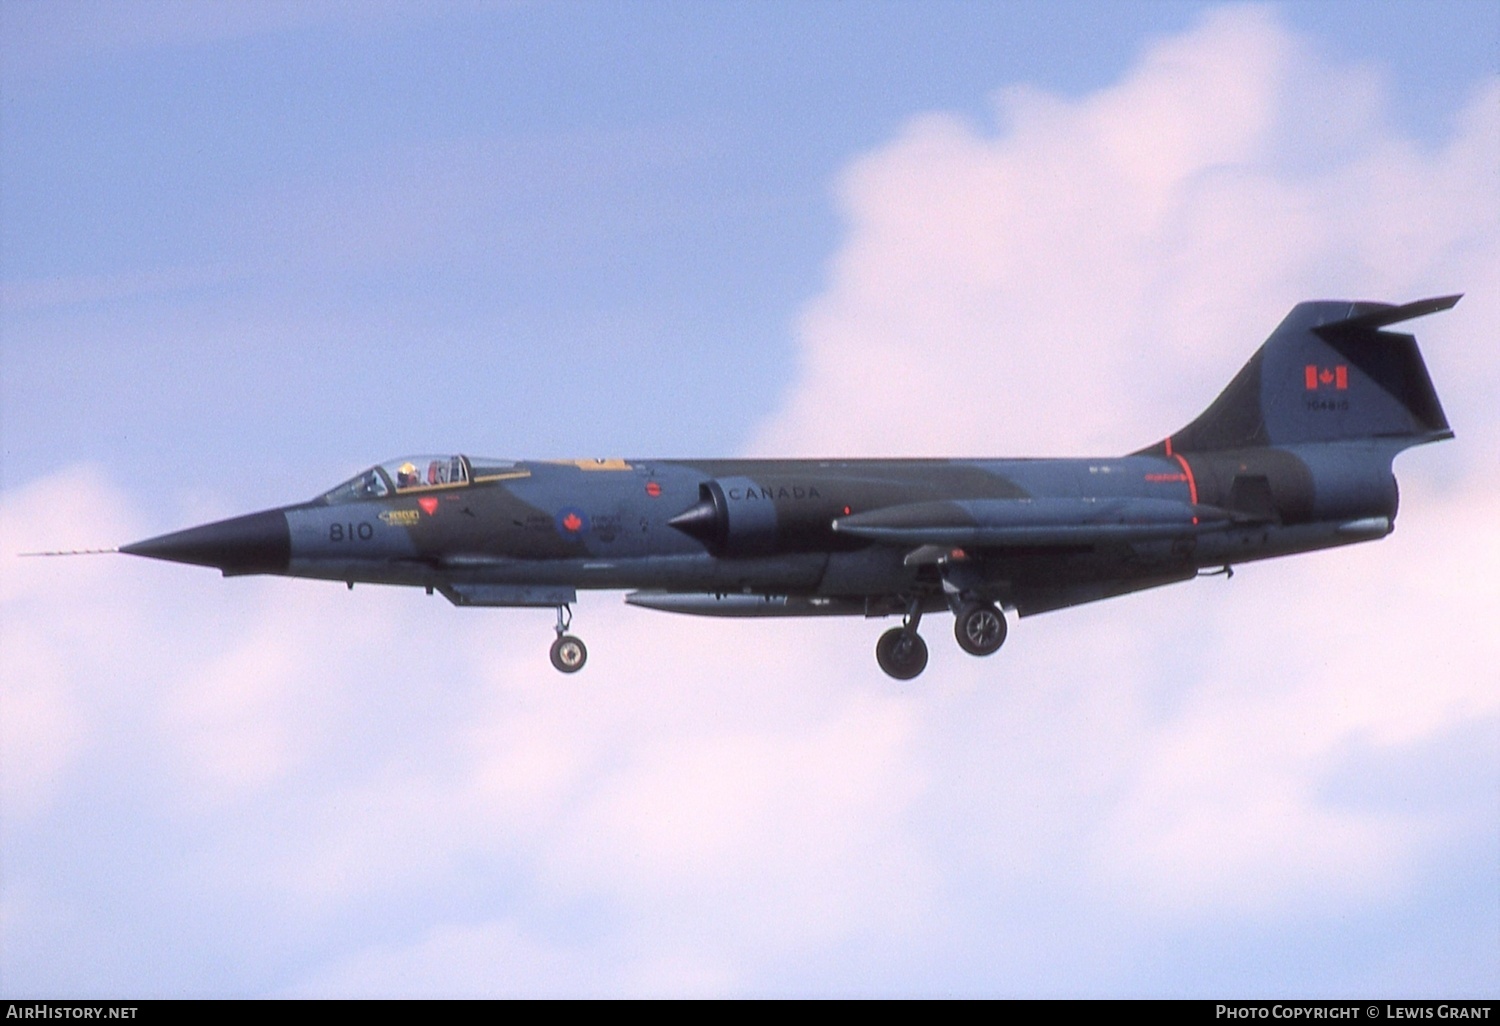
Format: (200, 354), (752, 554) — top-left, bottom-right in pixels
(556, 507), (589, 536)
(645, 481), (662, 498)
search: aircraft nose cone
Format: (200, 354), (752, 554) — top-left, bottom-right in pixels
(120, 509), (290, 576)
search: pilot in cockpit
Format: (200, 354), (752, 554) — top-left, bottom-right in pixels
(396, 462), (421, 489)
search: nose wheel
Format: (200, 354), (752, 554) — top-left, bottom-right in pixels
(876, 627), (928, 679)
(549, 604), (587, 673)
(875, 596), (929, 679)
(550, 634), (587, 673)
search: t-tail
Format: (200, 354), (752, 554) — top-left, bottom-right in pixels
(1138, 295), (1458, 457)
(1133, 295), (1457, 534)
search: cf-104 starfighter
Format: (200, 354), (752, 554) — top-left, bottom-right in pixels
(108, 296), (1457, 678)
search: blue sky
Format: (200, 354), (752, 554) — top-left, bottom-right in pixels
(4, 0), (1495, 498)
(3, 0), (1498, 997)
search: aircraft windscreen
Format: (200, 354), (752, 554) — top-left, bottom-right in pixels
(320, 467), (391, 505)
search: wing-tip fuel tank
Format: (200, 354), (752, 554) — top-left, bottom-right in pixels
(107, 296), (1459, 679)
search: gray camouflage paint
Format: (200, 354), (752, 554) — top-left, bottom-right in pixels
(120, 297), (1457, 646)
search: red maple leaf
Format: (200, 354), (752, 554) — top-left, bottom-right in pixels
(562, 512), (582, 532)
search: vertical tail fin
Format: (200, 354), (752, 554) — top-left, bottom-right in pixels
(1137, 295), (1459, 455)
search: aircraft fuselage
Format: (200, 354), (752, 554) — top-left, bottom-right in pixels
(112, 295), (1458, 678)
(127, 446), (1396, 617)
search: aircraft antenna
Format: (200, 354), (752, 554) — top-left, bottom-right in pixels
(18, 548), (121, 557)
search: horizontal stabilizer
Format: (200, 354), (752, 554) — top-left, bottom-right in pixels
(1312, 294), (1461, 338)
(832, 497), (1235, 549)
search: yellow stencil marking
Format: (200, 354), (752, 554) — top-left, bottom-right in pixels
(549, 458), (634, 471)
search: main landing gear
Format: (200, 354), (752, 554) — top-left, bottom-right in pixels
(954, 601), (1007, 656)
(874, 597), (1008, 680)
(549, 604), (587, 673)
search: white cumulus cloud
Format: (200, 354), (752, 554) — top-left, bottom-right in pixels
(750, 5), (1499, 466)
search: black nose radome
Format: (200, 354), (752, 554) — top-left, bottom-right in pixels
(121, 509), (290, 576)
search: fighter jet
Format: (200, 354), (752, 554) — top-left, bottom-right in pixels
(108, 296), (1457, 679)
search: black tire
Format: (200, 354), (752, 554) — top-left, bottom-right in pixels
(549, 634), (588, 673)
(875, 627), (928, 680)
(954, 602), (1007, 657)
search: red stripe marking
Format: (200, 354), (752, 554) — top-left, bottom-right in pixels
(1164, 436), (1173, 456)
(1336, 365), (1348, 390)
(1305, 365), (1319, 390)
(1172, 453), (1199, 506)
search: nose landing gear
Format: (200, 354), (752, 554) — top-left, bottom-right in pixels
(875, 627), (928, 679)
(875, 597), (929, 680)
(549, 604), (587, 673)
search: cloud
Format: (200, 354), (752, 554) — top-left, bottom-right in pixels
(1089, 483), (1500, 918)
(749, 5), (1499, 467)
(1, 466), (146, 818)
(739, 3), (1500, 983)
(4, 4), (1497, 997)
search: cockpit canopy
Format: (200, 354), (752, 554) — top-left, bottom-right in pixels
(320, 455), (521, 505)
